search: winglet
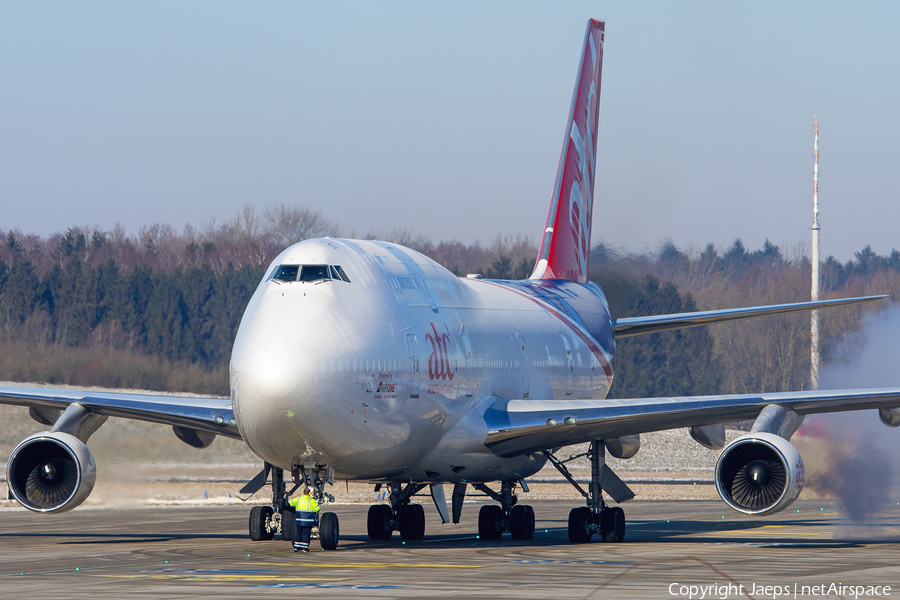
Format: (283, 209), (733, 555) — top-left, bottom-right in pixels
(530, 19), (605, 283)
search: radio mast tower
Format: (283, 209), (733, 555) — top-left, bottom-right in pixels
(810, 116), (821, 389)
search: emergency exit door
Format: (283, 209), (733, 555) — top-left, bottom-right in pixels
(406, 333), (420, 398)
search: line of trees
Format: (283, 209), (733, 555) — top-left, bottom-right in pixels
(1, 206), (898, 397)
(598, 239), (900, 396)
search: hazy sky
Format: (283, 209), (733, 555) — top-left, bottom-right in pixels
(2, 2), (898, 262)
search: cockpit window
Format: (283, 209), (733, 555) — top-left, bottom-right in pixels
(299, 265), (331, 282)
(272, 265), (299, 282)
(269, 263), (350, 284)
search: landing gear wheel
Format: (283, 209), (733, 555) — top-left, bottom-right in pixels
(280, 508), (295, 542)
(601, 506), (625, 543)
(249, 506), (274, 541)
(510, 504), (535, 540)
(367, 504), (393, 540)
(413, 503), (425, 538)
(319, 512), (340, 550)
(478, 504), (504, 540)
(399, 504), (425, 540)
(568, 506), (592, 543)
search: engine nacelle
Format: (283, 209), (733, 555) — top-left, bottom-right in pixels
(715, 432), (804, 515)
(605, 434), (640, 459)
(6, 432), (97, 513)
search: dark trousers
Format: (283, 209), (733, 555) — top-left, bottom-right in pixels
(294, 523), (312, 551)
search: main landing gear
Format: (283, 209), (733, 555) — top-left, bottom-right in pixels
(367, 482), (428, 541)
(544, 440), (633, 543)
(245, 463), (340, 550)
(472, 480), (535, 541)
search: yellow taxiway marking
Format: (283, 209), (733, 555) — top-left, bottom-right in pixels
(706, 529), (822, 537)
(90, 574), (345, 582)
(244, 562), (477, 569)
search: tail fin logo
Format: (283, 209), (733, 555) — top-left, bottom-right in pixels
(531, 20), (604, 284)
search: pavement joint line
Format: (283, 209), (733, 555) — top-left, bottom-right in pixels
(417, 535), (478, 543)
(242, 562), (478, 568)
(0, 545), (292, 578)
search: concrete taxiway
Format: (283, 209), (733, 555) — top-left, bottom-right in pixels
(1, 499), (898, 599)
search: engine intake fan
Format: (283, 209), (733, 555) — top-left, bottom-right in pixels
(7, 432), (97, 513)
(715, 432), (804, 515)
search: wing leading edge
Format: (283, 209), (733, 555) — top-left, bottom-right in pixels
(0, 385), (240, 439)
(612, 295), (887, 338)
(483, 388), (900, 457)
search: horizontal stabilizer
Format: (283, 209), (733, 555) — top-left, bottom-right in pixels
(613, 295), (887, 338)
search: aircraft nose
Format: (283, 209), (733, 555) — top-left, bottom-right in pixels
(241, 336), (315, 408)
(231, 334), (315, 445)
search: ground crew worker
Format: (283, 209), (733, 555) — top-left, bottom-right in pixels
(288, 488), (320, 552)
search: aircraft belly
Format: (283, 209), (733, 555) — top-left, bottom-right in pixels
(405, 396), (548, 482)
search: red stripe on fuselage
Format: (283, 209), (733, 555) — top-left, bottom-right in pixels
(479, 280), (613, 383)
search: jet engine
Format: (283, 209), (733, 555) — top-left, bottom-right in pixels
(714, 432), (804, 515)
(6, 432), (97, 513)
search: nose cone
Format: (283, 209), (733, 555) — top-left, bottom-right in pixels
(231, 334), (315, 456)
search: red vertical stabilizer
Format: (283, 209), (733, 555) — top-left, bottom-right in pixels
(530, 19), (604, 284)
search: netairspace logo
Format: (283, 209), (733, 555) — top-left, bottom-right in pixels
(668, 582), (892, 599)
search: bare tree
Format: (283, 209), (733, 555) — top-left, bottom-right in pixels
(262, 204), (340, 248)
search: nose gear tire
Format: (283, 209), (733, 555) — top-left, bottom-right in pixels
(249, 505), (274, 541)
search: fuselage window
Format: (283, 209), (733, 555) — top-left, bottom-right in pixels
(272, 265), (299, 282)
(299, 265), (331, 282)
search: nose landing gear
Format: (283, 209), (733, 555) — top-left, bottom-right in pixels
(243, 462), (340, 550)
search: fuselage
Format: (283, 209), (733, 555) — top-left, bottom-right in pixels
(230, 238), (615, 483)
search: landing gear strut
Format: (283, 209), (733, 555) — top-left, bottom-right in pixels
(544, 440), (631, 543)
(367, 482), (427, 541)
(293, 464), (339, 550)
(245, 462), (340, 550)
(473, 480), (534, 541)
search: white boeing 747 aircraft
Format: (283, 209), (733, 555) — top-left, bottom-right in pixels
(3, 20), (899, 550)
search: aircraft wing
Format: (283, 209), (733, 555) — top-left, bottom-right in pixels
(0, 385), (241, 440)
(482, 388), (900, 457)
(612, 295), (887, 338)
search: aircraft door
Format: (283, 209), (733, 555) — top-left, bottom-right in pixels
(560, 331), (574, 396)
(514, 331), (529, 398)
(406, 333), (420, 399)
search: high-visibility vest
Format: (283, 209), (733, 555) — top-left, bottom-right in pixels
(289, 495), (320, 527)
